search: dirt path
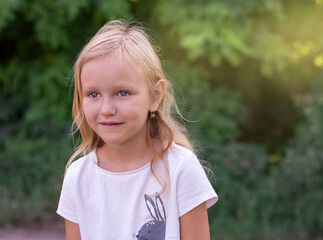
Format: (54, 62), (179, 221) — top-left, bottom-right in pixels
(0, 222), (65, 240)
(0, 228), (64, 240)
(1, 225), (322, 240)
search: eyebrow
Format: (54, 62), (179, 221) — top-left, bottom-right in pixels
(81, 80), (140, 92)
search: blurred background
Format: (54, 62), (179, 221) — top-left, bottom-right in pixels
(1, 0), (323, 239)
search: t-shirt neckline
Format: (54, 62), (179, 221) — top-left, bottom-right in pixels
(89, 149), (152, 175)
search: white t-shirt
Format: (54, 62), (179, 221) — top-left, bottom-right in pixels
(57, 143), (218, 239)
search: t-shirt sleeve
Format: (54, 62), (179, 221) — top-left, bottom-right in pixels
(56, 166), (79, 223)
(176, 154), (218, 217)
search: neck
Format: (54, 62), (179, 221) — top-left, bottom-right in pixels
(96, 138), (155, 172)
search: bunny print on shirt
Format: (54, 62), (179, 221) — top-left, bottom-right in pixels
(136, 194), (166, 240)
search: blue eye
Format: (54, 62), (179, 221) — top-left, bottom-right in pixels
(89, 92), (100, 98)
(118, 91), (130, 97)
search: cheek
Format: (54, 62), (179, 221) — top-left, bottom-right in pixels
(82, 100), (98, 120)
(119, 103), (149, 124)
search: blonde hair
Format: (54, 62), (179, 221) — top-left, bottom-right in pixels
(67, 20), (194, 191)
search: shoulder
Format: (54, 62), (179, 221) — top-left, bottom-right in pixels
(167, 143), (199, 164)
(166, 143), (201, 172)
(167, 143), (218, 214)
(65, 150), (97, 180)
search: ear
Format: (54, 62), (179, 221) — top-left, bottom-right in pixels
(149, 79), (167, 112)
(144, 194), (159, 221)
(155, 195), (166, 222)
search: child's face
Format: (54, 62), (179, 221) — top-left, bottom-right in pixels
(80, 54), (153, 147)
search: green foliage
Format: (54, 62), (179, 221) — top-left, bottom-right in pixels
(0, 56), (71, 137)
(267, 81), (323, 236)
(0, 0), (22, 33)
(207, 81), (323, 239)
(208, 143), (271, 238)
(153, 0), (323, 152)
(0, 137), (72, 225)
(166, 62), (246, 145)
(155, 0), (290, 75)
(155, 0), (323, 77)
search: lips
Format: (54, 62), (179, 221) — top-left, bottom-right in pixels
(99, 121), (124, 127)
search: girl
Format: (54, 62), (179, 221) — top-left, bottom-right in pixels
(57, 20), (218, 240)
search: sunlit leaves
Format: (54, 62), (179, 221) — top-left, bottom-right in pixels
(315, 0), (323, 8)
(252, 33), (289, 76)
(156, 1), (253, 67)
(314, 54), (323, 67)
(155, 0), (288, 74)
(155, 0), (323, 76)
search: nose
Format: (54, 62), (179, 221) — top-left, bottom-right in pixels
(100, 98), (117, 116)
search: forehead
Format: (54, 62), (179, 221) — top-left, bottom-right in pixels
(82, 52), (141, 74)
(80, 54), (148, 89)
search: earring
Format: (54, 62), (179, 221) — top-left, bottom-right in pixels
(150, 111), (156, 119)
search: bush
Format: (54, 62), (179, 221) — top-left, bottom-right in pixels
(207, 143), (270, 239)
(0, 137), (73, 226)
(267, 82), (323, 237)
(207, 80), (323, 239)
(165, 62), (247, 146)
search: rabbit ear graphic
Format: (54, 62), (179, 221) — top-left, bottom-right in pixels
(144, 194), (159, 221)
(155, 194), (166, 222)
